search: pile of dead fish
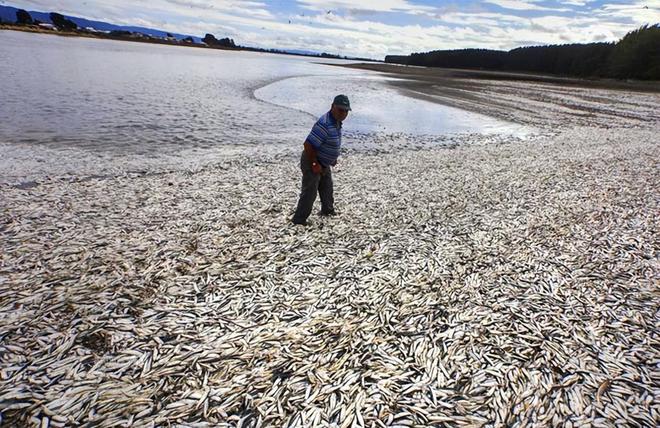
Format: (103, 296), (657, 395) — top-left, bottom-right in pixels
(1, 125), (658, 427)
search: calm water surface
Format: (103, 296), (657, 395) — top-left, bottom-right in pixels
(0, 31), (525, 155)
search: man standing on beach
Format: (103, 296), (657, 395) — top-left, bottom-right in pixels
(292, 94), (351, 225)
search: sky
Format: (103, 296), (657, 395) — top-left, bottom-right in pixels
(4, 0), (659, 58)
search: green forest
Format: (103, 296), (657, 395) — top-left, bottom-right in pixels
(385, 24), (660, 80)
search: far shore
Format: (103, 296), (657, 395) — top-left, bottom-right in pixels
(0, 24), (240, 50)
(0, 24), (376, 61)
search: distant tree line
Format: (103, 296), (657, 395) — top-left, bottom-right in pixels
(49, 13), (77, 31)
(16, 9), (33, 25)
(13, 9), (79, 31)
(202, 33), (236, 48)
(386, 25), (660, 80)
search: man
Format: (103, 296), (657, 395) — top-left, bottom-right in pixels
(292, 94), (351, 225)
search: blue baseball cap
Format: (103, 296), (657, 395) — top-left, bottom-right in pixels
(333, 94), (351, 111)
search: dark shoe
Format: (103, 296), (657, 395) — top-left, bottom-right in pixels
(292, 219), (308, 226)
(319, 209), (336, 217)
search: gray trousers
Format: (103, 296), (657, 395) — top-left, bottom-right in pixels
(292, 151), (334, 223)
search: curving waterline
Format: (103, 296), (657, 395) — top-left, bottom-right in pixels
(251, 74), (320, 120)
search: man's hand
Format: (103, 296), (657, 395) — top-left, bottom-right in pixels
(311, 161), (322, 174)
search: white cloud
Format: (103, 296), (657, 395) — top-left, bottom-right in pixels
(432, 11), (529, 27)
(482, 0), (561, 11)
(599, 0), (660, 25)
(161, 0), (274, 19)
(11, 0), (276, 22)
(296, 0), (436, 14)
(6, 0), (657, 59)
(558, 0), (592, 5)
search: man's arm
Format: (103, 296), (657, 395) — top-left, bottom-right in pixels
(303, 141), (318, 162)
(306, 119), (328, 174)
(304, 141), (322, 174)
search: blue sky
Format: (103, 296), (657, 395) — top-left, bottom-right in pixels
(4, 1), (659, 58)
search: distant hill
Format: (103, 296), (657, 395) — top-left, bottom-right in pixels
(0, 5), (202, 42)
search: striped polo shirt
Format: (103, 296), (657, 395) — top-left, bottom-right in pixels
(306, 111), (342, 167)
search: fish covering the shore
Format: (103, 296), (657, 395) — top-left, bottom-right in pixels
(1, 79), (659, 427)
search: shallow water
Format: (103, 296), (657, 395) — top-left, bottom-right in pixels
(255, 75), (527, 135)
(0, 30), (527, 157)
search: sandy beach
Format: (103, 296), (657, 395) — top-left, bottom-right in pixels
(1, 67), (659, 426)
